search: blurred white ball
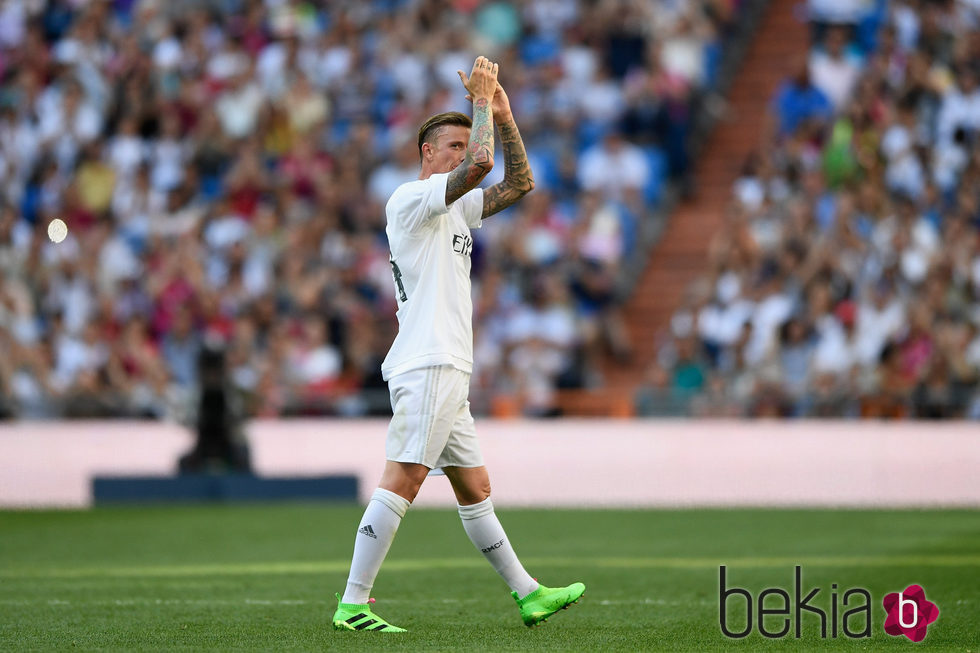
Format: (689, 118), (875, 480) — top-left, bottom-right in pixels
(47, 218), (68, 244)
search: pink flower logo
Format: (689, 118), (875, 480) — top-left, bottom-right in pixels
(882, 584), (939, 642)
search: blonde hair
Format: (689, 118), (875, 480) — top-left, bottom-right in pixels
(417, 112), (472, 159)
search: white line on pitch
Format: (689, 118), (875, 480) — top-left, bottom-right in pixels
(2, 553), (978, 580)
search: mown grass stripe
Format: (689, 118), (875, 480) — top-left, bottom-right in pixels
(2, 553), (979, 580)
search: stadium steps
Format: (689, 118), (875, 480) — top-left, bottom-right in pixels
(555, 0), (810, 417)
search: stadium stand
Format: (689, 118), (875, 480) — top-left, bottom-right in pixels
(7, 1), (973, 421)
(0, 0), (733, 420)
(636, 0), (980, 418)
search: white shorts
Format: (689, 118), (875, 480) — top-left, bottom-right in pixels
(386, 365), (483, 470)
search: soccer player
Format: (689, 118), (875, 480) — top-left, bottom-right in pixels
(332, 56), (585, 632)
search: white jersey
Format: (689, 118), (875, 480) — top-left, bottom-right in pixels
(381, 172), (484, 381)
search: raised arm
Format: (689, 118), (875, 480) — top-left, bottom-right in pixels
(482, 83), (534, 219)
(446, 57), (498, 205)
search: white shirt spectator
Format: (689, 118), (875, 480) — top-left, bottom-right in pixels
(578, 202), (624, 264)
(734, 175), (765, 211)
(41, 232), (81, 268)
(577, 133), (650, 202)
(892, 3), (920, 51)
(812, 315), (859, 375)
(368, 134), (419, 206)
(293, 344), (342, 384)
(965, 330), (980, 372)
(662, 33), (706, 87)
(0, 279), (40, 345)
(204, 214), (252, 286)
(507, 303), (578, 350)
(899, 246), (930, 284)
(149, 138), (186, 192)
(10, 368), (50, 417)
(881, 124), (925, 198)
(577, 74), (625, 125)
(51, 272), (94, 335)
(206, 47), (248, 81)
(153, 36), (183, 69)
(744, 290), (795, 366)
(886, 152), (926, 199)
(313, 42), (353, 90)
(107, 132), (145, 180)
(525, 0), (580, 35)
(508, 339), (564, 412)
(0, 117), (41, 185)
(0, 1), (26, 48)
(386, 49), (430, 107)
(98, 235), (142, 293)
(434, 47), (473, 91)
(932, 139), (969, 191)
(369, 162), (421, 207)
(53, 330), (105, 390)
(257, 41), (301, 101)
(935, 83), (980, 145)
(698, 298), (755, 347)
(911, 214), (940, 253)
(38, 91), (102, 147)
(957, 0), (980, 29)
(112, 175), (166, 238)
(215, 78), (265, 139)
(809, 49), (862, 109)
(560, 45), (598, 84)
(808, 0), (869, 23)
(870, 212), (900, 262)
(855, 293), (905, 365)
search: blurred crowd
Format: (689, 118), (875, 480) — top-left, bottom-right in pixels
(0, 0), (733, 419)
(645, 0), (980, 418)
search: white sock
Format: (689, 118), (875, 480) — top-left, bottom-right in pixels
(341, 488), (410, 604)
(458, 497), (538, 599)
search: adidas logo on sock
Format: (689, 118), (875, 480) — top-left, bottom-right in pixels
(358, 525), (377, 539)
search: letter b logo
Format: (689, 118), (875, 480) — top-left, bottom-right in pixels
(897, 592), (917, 629)
(883, 585), (939, 642)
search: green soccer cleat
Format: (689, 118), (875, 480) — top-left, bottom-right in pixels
(332, 594), (406, 632)
(512, 582), (586, 627)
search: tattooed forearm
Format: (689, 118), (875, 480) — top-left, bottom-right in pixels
(482, 116), (535, 218)
(468, 99), (495, 167)
(447, 98), (494, 205)
(497, 119), (533, 192)
(482, 184), (524, 218)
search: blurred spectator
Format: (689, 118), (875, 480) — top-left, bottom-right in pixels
(777, 316), (815, 407)
(161, 305), (201, 388)
(809, 25), (864, 109)
(771, 59), (834, 137)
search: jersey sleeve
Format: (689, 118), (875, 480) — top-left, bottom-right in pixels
(387, 173), (484, 232)
(430, 172), (483, 229)
(387, 174), (449, 232)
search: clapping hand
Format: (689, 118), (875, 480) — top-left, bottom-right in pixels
(457, 56), (498, 103)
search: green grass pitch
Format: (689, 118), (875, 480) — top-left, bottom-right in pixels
(1, 504), (978, 651)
